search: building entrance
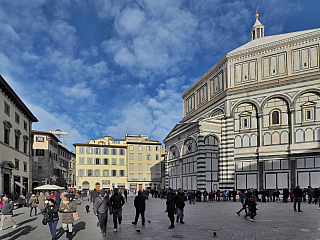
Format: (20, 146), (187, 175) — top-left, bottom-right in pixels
(4, 174), (10, 194)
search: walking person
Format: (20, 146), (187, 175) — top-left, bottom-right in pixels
(26, 191), (32, 208)
(110, 188), (125, 232)
(166, 188), (176, 229)
(38, 192), (46, 214)
(29, 194), (38, 217)
(44, 199), (59, 240)
(293, 185), (303, 212)
(59, 194), (77, 240)
(283, 188), (289, 203)
(248, 196), (257, 221)
(132, 190), (146, 226)
(203, 190), (208, 202)
(124, 189), (128, 202)
(93, 189), (111, 237)
(175, 188), (185, 224)
(307, 186), (314, 204)
(0, 194), (17, 231)
(236, 190), (247, 216)
(91, 189), (99, 205)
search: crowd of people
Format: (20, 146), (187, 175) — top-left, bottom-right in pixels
(0, 185), (319, 239)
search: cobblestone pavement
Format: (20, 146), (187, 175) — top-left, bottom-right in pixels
(1, 197), (320, 239)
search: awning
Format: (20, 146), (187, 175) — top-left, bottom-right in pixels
(15, 182), (25, 188)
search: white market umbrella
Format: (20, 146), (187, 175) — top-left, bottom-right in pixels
(34, 184), (64, 190)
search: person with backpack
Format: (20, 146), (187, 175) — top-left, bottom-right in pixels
(110, 188), (125, 232)
(93, 189), (111, 237)
(0, 194), (17, 231)
(236, 190), (247, 216)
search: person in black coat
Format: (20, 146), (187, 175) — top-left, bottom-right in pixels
(91, 189), (99, 204)
(166, 188), (176, 229)
(132, 190), (146, 226)
(283, 188), (289, 203)
(110, 188), (125, 232)
(44, 199), (59, 240)
(175, 188), (185, 224)
(293, 185), (303, 212)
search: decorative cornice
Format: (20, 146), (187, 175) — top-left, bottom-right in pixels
(227, 29), (320, 60)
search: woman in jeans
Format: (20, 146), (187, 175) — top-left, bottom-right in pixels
(59, 194), (77, 240)
(44, 199), (59, 240)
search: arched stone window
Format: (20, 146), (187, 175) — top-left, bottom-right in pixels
(170, 145), (179, 159)
(270, 109), (281, 126)
(204, 135), (219, 146)
(82, 181), (90, 189)
(183, 139), (196, 155)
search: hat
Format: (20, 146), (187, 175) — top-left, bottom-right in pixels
(64, 194), (71, 199)
(100, 189), (106, 194)
(48, 199), (56, 204)
(32, 194), (35, 197)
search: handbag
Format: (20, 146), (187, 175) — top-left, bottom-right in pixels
(67, 203), (80, 221)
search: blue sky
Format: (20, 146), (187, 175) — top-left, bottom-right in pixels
(0, 0), (319, 151)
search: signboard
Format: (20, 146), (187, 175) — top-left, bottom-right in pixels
(102, 180), (110, 188)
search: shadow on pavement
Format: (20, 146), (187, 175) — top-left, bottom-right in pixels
(13, 212), (25, 217)
(17, 217), (37, 227)
(56, 221), (86, 239)
(0, 225), (37, 240)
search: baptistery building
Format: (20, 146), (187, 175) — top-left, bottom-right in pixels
(164, 14), (320, 192)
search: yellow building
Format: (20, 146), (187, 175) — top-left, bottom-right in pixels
(74, 136), (127, 191)
(126, 134), (162, 193)
(74, 134), (162, 193)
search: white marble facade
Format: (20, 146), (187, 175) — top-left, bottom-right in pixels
(164, 15), (320, 191)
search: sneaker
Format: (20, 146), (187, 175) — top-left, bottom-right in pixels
(236, 212), (240, 216)
(168, 225), (175, 229)
(180, 221), (185, 224)
(102, 232), (106, 237)
(113, 229), (117, 232)
(132, 222), (137, 225)
(12, 225), (17, 229)
(249, 219), (256, 222)
(298, 210), (303, 212)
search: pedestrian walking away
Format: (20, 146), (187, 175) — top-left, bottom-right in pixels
(93, 189), (111, 237)
(59, 194), (77, 240)
(236, 190), (247, 216)
(29, 194), (39, 217)
(293, 185), (303, 212)
(0, 194), (17, 231)
(166, 188), (176, 229)
(132, 190), (146, 226)
(44, 199), (59, 240)
(110, 188), (125, 232)
(38, 192), (46, 214)
(175, 188), (185, 224)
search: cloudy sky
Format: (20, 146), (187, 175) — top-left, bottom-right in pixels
(0, 0), (319, 151)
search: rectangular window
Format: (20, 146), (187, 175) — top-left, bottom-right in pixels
(112, 158), (117, 165)
(24, 121), (27, 131)
(95, 158), (100, 165)
(147, 164), (151, 171)
(185, 94), (195, 113)
(146, 154), (151, 160)
(103, 148), (109, 155)
(138, 164), (142, 171)
(4, 102), (10, 116)
(95, 148), (101, 154)
(120, 158), (124, 165)
(36, 137), (44, 142)
(104, 158), (109, 165)
(4, 127), (9, 145)
(15, 159), (19, 170)
(24, 162), (27, 172)
(155, 164), (160, 171)
(23, 140), (27, 154)
(147, 174), (151, 181)
(155, 155), (160, 160)
(38, 166), (42, 173)
(129, 145), (134, 150)
(36, 149), (45, 156)
(155, 146), (159, 151)
(112, 170), (117, 177)
(130, 163), (134, 171)
(129, 174), (134, 180)
(112, 149), (117, 155)
(15, 112), (20, 124)
(129, 153), (134, 160)
(15, 135), (19, 150)
(139, 174), (142, 180)
(86, 148), (93, 154)
(138, 146), (143, 151)
(119, 170), (125, 177)
(87, 170), (92, 177)
(155, 173), (160, 179)
(103, 170), (109, 177)
(119, 149), (125, 155)
(87, 158), (92, 165)
(95, 169), (100, 177)
(146, 146), (151, 151)
(138, 154), (142, 160)
(79, 147), (85, 154)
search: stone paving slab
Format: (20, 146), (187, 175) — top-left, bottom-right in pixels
(1, 197), (320, 239)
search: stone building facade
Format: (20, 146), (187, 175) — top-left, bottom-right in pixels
(0, 75), (38, 195)
(164, 14), (320, 192)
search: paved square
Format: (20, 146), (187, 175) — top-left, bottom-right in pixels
(1, 197), (320, 239)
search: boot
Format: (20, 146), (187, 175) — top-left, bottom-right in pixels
(65, 230), (69, 238)
(68, 232), (72, 240)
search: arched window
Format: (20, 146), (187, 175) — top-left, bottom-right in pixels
(183, 139), (196, 155)
(170, 146), (179, 159)
(204, 135), (219, 146)
(271, 109), (281, 126)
